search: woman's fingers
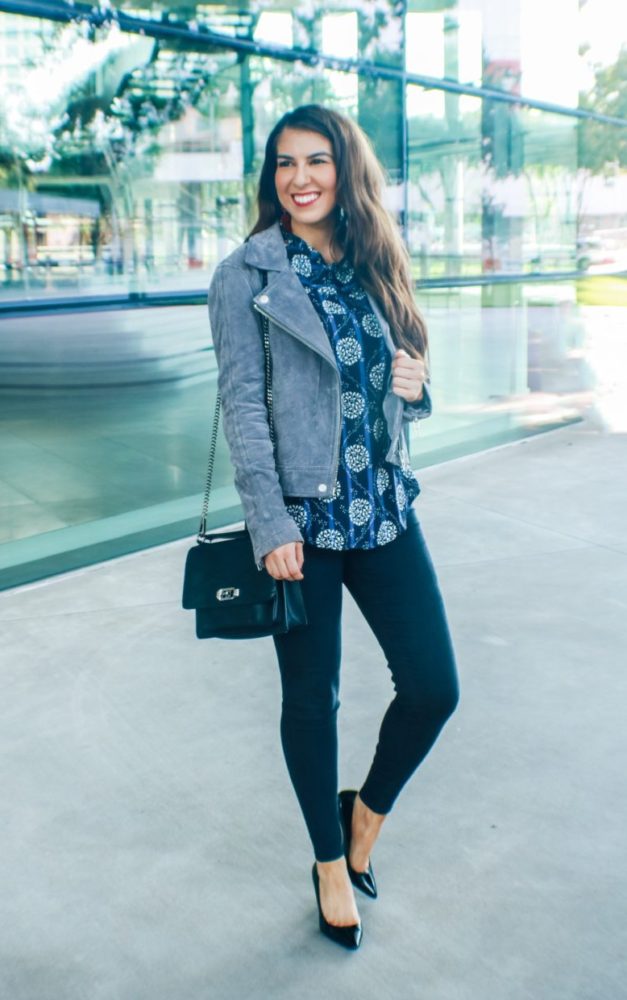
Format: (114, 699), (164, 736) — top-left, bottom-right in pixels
(392, 348), (425, 401)
(265, 542), (304, 580)
(392, 350), (425, 379)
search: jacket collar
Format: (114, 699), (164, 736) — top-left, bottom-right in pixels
(245, 219), (398, 359)
(244, 220), (291, 271)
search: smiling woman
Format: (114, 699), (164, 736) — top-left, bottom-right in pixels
(250, 105), (430, 364)
(273, 130), (340, 263)
(207, 103), (458, 952)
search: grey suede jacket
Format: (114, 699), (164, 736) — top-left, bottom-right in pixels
(207, 220), (432, 570)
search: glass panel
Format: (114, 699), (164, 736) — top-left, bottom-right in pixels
(1, 4), (625, 589)
(407, 276), (617, 468)
(407, 0), (627, 107)
(321, 12), (358, 114)
(0, 11), (247, 300)
(406, 95), (626, 279)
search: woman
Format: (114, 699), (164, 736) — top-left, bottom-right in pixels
(207, 104), (460, 950)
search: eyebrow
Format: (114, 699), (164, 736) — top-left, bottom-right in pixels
(276, 151), (333, 159)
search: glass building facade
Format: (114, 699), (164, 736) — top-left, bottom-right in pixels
(0, 0), (626, 588)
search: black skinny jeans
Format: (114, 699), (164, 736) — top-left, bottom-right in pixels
(272, 507), (460, 862)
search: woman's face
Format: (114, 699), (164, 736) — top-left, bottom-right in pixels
(274, 128), (337, 230)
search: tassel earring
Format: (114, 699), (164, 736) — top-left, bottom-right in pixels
(280, 209), (293, 232)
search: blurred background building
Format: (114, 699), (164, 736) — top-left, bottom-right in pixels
(0, 0), (625, 588)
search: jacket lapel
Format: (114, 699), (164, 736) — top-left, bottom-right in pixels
(246, 222), (338, 369)
(243, 220), (292, 273)
(244, 220), (403, 442)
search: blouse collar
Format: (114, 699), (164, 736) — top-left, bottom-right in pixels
(280, 221), (353, 283)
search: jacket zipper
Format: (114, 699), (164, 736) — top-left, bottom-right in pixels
(253, 301), (342, 485)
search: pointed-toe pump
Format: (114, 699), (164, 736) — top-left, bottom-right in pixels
(338, 789), (378, 900)
(311, 863), (362, 950)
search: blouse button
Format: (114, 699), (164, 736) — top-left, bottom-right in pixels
(258, 293), (269, 304)
(318, 483), (327, 492)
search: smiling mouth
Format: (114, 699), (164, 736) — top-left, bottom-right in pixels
(291, 192), (321, 207)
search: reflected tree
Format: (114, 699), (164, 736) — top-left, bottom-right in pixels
(576, 46), (627, 237)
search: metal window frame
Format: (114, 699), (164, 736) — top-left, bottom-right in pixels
(0, 0), (626, 127)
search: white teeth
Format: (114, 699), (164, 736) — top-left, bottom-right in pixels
(292, 193), (320, 205)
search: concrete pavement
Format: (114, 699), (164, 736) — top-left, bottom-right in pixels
(1, 418), (626, 1000)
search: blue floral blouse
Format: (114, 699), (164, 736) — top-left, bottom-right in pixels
(280, 223), (429, 551)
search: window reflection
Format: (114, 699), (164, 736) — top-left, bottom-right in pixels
(0, 1), (625, 587)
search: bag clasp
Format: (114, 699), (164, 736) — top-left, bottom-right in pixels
(216, 587), (240, 601)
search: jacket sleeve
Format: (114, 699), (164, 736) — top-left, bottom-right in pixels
(207, 262), (304, 571)
(402, 378), (432, 422)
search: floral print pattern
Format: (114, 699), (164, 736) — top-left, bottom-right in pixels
(280, 222), (422, 551)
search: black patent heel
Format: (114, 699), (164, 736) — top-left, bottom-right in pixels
(338, 789), (378, 899)
(311, 863), (362, 950)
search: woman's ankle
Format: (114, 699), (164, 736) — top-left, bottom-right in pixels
(316, 854), (346, 872)
(355, 792), (386, 822)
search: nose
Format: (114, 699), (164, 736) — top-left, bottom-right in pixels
(293, 161), (312, 188)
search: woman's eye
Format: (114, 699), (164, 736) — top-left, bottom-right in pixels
(276, 159), (329, 167)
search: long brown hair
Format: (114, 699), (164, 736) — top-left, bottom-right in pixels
(248, 104), (429, 365)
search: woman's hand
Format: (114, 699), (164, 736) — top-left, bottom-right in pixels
(391, 348), (426, 403)
(264, 541), (304, 580)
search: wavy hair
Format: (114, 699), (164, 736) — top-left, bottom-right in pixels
(248, 104), (429, 364)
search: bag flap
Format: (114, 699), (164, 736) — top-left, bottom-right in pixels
(182, 534), (277, 610)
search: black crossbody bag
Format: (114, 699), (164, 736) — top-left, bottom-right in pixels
(182, 270), (308, 640)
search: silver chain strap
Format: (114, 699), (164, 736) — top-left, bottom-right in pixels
(198, 269), (273, 541)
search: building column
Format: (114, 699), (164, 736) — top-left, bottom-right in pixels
(357, 1), (407, 236)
